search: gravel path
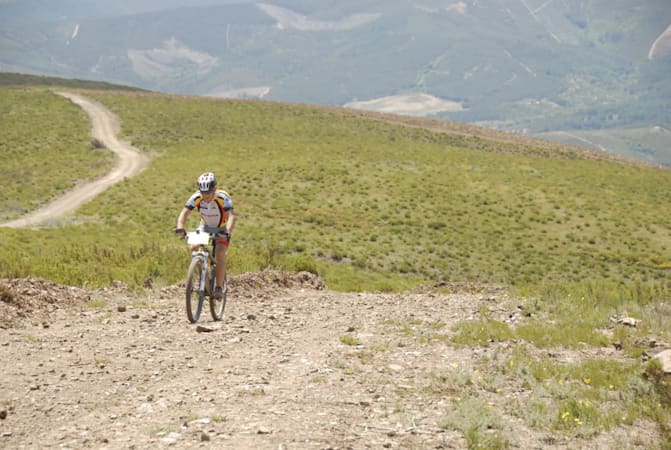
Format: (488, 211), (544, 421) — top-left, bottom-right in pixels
(1, 274), (651, 449)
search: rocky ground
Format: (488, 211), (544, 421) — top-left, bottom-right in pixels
(0, 272), (663, 449)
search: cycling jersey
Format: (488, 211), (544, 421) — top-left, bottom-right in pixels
(184, 190), (233, 228)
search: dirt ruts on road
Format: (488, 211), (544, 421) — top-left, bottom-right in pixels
(1, 92), (149, 228)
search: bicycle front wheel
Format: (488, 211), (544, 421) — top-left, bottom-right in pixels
(209, 273), (227, 321)
(185, 257), (205, 323)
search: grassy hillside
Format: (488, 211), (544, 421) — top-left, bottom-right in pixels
(0, 75), (145, 222)
(0, 87), (113, 220)
(0, 72), (146, 91)
(0, 81), (669, 448)
(1, 86), (670, 293)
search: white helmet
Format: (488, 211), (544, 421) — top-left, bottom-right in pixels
(197, 172), (217, 192)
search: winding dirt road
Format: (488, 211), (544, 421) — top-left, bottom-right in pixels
(1, 92), (149, 228)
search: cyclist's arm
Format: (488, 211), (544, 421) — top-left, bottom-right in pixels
(176, 207), (191, 230)
(225, 209), (235, 236)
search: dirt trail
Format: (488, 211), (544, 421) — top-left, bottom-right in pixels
(0, 274), (652, 449)
(1, 92), (149, 228)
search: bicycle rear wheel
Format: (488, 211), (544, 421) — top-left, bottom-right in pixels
(209, 273), (227, 321)
(185, 257), (205, 323)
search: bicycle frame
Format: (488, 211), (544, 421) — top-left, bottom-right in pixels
(187, 225), (228, 266)
(187, 232), (214, 294)
(184, 226), (228, 323)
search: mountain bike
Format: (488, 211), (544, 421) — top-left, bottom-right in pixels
(183, 226), (228, 323)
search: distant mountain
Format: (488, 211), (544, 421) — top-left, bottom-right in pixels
(1, 0), (670, 163)
(0, 0), (251, 24)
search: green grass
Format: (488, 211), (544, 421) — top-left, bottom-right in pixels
(84, 299), (108, 309)
(376, 281), (670, 447)
(0, 88), (671, 296)
(2, 87), (671, 292)
(339, 335), (362, 346)
(440, 395), (509, 449)
(0, 73), (146, 91)
(0, 81), (669, 447)
(0, 87), (113, 221)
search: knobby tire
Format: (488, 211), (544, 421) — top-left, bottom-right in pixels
(209, 271), (227, 321)
(185, 257), (205, 323)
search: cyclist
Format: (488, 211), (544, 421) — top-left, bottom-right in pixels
(175, 172), (235, 299)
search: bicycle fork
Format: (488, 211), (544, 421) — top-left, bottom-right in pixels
(192, 250), (209, 294)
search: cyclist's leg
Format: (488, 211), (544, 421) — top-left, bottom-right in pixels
(214, 240), (229, 289)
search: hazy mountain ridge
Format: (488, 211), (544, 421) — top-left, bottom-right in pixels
(1, 0), (670, 163)
(257, 3), (381, 31)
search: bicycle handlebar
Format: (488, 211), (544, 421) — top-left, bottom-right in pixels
(199, 225), (229, 236)
(182, 226), (229, 247)
(176, 226), (228, 236)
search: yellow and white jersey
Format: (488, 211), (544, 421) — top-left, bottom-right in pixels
(184, 190), (233, 228)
